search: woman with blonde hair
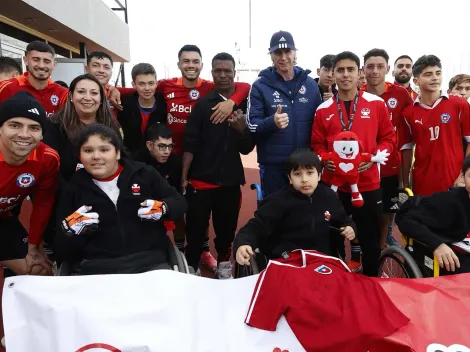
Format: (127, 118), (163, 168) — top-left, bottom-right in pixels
(45, 73), (122, 182)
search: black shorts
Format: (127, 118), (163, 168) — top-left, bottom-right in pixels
(380, 175), (399, 213)
(0, 217), (28, 261)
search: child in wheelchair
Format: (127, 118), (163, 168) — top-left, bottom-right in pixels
(54, 125), (187, 275)
(234, 149), (356, 266)
(397, 156), (470, 275)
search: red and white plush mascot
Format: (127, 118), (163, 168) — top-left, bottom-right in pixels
(321, 131), (389, 207)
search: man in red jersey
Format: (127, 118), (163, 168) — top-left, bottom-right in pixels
(392, 55), (418, 100)
(245, 249), (409, 352)
(157, 45), (251, 155)
(399, 55), (470, 196)
(311, 51), (396, 276)
(448, 74), (470, 100)
(362, 49), (413, 249)
(0, 41), (68, 116)
(0, 91), (59, 276)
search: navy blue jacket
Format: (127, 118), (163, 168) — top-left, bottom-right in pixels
(246, 66), (321, 165)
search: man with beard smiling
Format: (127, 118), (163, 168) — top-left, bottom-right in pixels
(393, 55), (418, 100)
(183, 52), (254, 278)
(0, 91), (59, 277)
(0, 41), (67, 116)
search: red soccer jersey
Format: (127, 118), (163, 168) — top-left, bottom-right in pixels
(361, 83), (413, 177)
(394, 81), (418, 101)
(245, 250), (409, 352)
(311, 91), (396, 192)
(0, 142), (60, 245)
(398, 94), (470, 196)
(0, 73), (68, 116)
(156, 78), (250, 154)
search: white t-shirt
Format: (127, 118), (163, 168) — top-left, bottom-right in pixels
(93, 175), (120, 205)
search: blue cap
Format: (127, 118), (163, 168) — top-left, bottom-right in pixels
(269, 30), (297, 53)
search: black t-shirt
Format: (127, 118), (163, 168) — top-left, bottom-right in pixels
(343, 100), (352, 118)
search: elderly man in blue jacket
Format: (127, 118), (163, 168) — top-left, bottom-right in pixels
(247, 30), (322, 196)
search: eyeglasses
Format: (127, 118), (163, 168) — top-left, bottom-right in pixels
(155, 143), (175, 151)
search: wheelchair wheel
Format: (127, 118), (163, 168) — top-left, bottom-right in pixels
(234, 253), (263, 278)
(169, 243), (189, 273)
(56, 261), (72, 276)
(378, 246), (423, 278)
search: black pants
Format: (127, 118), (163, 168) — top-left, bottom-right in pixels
(335, 189), (383, 276)
(185, 185), (241, 269)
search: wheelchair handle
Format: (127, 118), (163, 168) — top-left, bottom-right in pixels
(250, 183), (263, 202)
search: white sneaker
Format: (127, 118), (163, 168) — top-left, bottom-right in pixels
(1, 336), (5, 347)
(216, 261), (233, 279)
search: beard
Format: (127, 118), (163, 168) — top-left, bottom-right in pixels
(395, 74), (411, 84)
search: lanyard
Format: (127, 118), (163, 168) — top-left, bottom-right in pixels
(335, 92), (359, 131)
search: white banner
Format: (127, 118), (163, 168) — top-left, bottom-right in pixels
(2, 271), (304, 352)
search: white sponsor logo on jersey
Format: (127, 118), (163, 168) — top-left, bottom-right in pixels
(170, 103), (192, 114)
(427, 343), (470, 352)
(0, 195), (21, 204)
(167, 113), (187, 125)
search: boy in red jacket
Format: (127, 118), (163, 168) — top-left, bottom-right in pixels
(311, 51), (396, 276)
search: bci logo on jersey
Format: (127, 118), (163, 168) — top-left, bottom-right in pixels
(0, 195), (21, 204)
(170, 103), (192, 114)
(189, 89), (200, 100)
(440, 113), (451, 124)
(75, 343), (122, 352)
(314, 265), (333, 275)
(16, 173), (35, 188)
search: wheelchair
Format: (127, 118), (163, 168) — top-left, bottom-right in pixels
(56, 240), (190, 276)
(234, 184), (345, 278)
(378, 188), (440, 279)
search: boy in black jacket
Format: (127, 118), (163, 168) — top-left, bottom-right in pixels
(234, 149), (356, 265)
(397, 156), (470, 274)
(118, 63), (166, 154)
(182, 53), (254, 278)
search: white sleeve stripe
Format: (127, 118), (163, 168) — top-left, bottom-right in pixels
(245, 262), (271, 323)
(400, 143), (414, 150)
(465, 136), (470, 143)
(246, 84), (257, 131)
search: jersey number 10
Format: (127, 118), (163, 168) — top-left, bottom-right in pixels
(429, 126), (440, 141)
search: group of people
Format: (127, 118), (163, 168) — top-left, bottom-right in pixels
(1, 28), (470, 284)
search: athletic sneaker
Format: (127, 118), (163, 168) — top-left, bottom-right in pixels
(215, 261), (233, 279)
(348, 260), (363, 273)
(200, 251), (217, 271)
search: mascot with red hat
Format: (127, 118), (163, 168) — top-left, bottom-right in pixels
(321, 131), (389, 207)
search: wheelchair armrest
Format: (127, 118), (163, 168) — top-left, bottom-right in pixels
(250, 183), (263, 202)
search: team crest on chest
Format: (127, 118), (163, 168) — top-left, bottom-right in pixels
(360, 108), (370, 118)
(387, 97), (398, 109)
(299, 85), (307, 94)
(131, 184), (141, 194)
(16, 173), (35, 188)
(50, 94), (59, 106)
(189, 89), (200, 100)
(314, 265), (333, 275)
(440, 113), (451, 124)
